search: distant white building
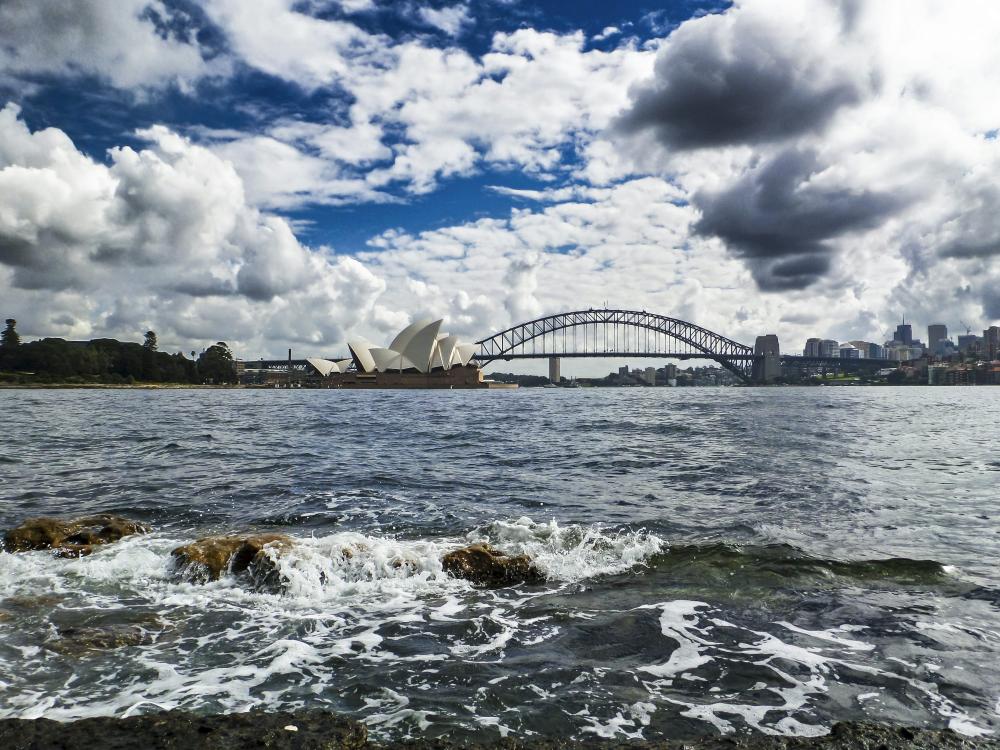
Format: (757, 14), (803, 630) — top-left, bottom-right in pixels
(306, 320), (480, 376)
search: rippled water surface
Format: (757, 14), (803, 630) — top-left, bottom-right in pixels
(1, 387), (998, 741)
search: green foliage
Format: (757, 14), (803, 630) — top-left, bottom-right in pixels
(197, 342), (236, 384)
(0, 329), (201, 384)
(1, 319), (20, 353)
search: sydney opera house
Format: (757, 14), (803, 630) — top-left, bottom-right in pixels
(303, 319), (500, 388)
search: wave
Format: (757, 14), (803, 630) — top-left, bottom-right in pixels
(643, 542), (952, 586)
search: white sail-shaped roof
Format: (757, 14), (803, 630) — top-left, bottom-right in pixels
(337, 322), (477, 375)
(370, 348), (416, 372)
(401, 319), (442, 373)
(455, 343), (477, 367)
(305, 358), (338, 377)
(348, 340), (377, 373)
(389, 318), (434, 354)
(437, 335), (459, 369)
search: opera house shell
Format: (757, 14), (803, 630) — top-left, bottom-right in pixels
(304, 320), (480, 381)
(348, 319), (478, 374)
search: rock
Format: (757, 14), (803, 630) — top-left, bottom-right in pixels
(441, 543), (545, 587)
(45, 624), (154, 656)
(3, 515), (150, 555)
(171, 533), (292, 585)
(0, 709), (367, 750)
(0, 715), (996, 750)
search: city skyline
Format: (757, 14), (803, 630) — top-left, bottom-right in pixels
(2, 1), (1000, 378)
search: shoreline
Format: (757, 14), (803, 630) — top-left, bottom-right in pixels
(0, 711), (996, 749)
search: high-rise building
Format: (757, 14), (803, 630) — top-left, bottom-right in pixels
(839, 344), (860, 359)
(643, 367), (657, 386)
(803, 338), (821, 357)
(819, 339), (839, 358)
(548, 357), (561, 384)
(928, 324), (947, 348)
(958, 334), (980, 353)
(895, 322), (913, 345)
(618, 365), (629, 376)
(985, 326), (1000, 360)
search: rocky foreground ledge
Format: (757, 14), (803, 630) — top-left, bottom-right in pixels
(0, 711), (996, 750)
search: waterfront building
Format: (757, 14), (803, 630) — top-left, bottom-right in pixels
(848, 340), (883, 358)
(803, 338), (821, 357)
(643, 367), (657, 386)
(819, 339), (839, 358)
(839, 344), (860, 359)
(618, 365), (629, 376)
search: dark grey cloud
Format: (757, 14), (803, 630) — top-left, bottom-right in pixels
(615, 5), (871, 150)
(938, 185), (1000, 260)
(693, 149), (908, 290)
(982, 287), (1000, 320)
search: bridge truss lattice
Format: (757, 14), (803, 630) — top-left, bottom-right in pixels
(473, 309), (756, 382)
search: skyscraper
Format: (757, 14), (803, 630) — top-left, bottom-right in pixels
(985, 326), (1000, 360)
(927, 324), (947, 348)
(895, 322), (913, 345)
(803, 338), (821, 357)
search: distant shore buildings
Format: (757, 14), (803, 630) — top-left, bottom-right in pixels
(798, 320), (1000, 385)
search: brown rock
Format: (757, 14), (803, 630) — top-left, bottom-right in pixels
(441, 543), (545, 587)
(3, 515), (151, 554)
(45, 624), (154, 656)
(171, 534), (292, 584)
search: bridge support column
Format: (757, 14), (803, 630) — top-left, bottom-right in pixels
(752, 335), (781, 384)
(548, 357), (561, 385)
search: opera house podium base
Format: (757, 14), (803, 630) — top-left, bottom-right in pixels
(325, 365), (514, 389)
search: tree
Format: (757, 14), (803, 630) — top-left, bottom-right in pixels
(197, 342), (236, 384)
(1, 319), (20, 351)
(141, 331), (160, 380)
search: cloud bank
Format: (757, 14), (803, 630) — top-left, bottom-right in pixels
(1, 0), (999, 366)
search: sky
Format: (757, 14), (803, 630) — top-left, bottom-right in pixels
(1, 0), (999, 374)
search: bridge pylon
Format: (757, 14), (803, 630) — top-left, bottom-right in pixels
(752, 335), (781, 384)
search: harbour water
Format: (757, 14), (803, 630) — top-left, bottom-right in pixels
(0, 387), (998, 742)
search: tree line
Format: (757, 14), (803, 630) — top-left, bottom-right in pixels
(0, 319), (237, 385)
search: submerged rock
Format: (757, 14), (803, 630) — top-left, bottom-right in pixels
(441, 543), (545, 587)
(45, 624), (155, 656)
(171, 533), (292, 585)
(3, 515), (150, 555)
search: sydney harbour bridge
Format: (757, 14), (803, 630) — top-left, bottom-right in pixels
(248, 308), (887, 385)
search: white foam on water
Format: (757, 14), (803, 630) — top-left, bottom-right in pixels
(0, 520), (661, 730)
(776, 622), (874, 651)
(631, 600), (992, 739)
(637, 601), (715, 678)
(0, 527), (994, 740)
(470, 517), (664, 581)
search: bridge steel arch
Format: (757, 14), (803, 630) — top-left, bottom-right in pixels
(473, 309), (756, 382)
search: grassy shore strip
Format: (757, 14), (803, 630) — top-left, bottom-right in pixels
(0, 711), (996, 750)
